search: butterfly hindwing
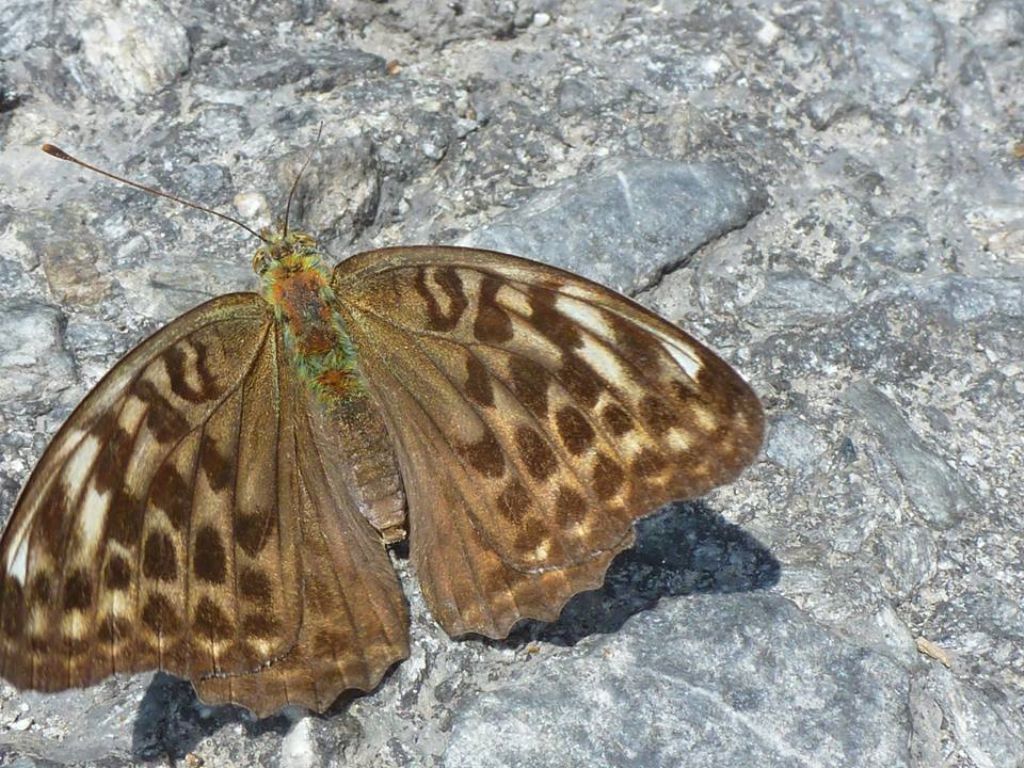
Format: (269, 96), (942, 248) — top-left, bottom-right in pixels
(195, 346), (409, 715)
(332, 246), (764, 637)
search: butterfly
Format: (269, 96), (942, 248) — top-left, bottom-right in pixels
(0, 144), (764, 717)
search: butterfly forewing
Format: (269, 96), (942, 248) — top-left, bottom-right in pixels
(0, 295), (284, 690)
(0, 294), (409, 715)
(332, 246), (764, 638)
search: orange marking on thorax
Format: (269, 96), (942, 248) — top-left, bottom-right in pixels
(256, 233), (364, 407)
(270, 267), (341, 356)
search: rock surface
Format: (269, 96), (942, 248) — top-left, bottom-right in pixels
(1, 1), (1022, 766)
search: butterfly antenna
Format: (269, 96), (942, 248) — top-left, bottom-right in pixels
(282, 121), (324, 239)
(41, 144), (268, 243)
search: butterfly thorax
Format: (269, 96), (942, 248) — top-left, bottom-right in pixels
(255, 230), (363, 407)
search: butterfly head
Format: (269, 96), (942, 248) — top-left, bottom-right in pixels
(252, 228), (320, 277)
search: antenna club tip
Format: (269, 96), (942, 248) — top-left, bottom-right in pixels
(42, 144), (72, 161)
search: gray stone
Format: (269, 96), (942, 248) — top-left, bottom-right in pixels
(280, 716), (320, 768)
(919, 665), (1024, 768)
(458, 158), (767, 294)
(0, 303), (74, 406)
(842, 381), (974, 531)
(745, 271), (853, 328)
(763, 413), (828, 475)
(77, 0), (191, 102)
(837, 0), (941, 106)
(445, 594), (912, 768)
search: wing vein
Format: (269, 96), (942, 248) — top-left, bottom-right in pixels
(229, 353), (246, 661)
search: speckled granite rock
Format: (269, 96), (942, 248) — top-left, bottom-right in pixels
(1, 1), (1023, 766)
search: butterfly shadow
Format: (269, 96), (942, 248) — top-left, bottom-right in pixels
(131, 661), (397, 761)
(130, 675), (279, 761)
(492, 499), (781, 649)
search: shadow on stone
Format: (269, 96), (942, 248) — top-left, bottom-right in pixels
(131, 673), (292, 761)
(130, 658), (404, 760)
(496, 500), (781, 648)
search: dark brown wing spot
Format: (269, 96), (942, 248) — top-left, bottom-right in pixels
(528, 285), (581, 350)
(164, 342), (218, 403)
(594, 454), (626, 500)
(416, 266), (468, 331)
(609, 314), (663, 371)
(515, 425), (557, 481)
(601, 402), (634, 435)
(103, 554), (132, 590)
(150, 466), (190, 529)
(142, 593), (179, 633)
(640, 394), (681, 435)
(200, 440), (235, 492)
(242, 613), (279, 639)
(497, 480), (531, 522)
(63, 569), (93, 611)
(97, 615), (133, 644)
(560, 353), (602, 408)
(142, 530), (178, 582)
(135, 380), (190, 443)
(194, 596), (234, 642)
(62, 635), (91, 656)
(509, 356), (550, 417)
(163, 345), (190, 401)
(191, 339), (221, 398)
(36, 490), (70, 558)
(465, 355), (494, 407)
(514, 517), (548, 552)
(235, 510), (274, 557)
(93, 418), (134, 495)
(107, 488), (144, 544)
(239, 567), (272, 601)
(461, 427), (505, 478)
(194, 525), (227, 584)
(556, 406), (595, 455)
(671, 378), (702, 405)
(555, 486), (588, 525)
(0, 579), (26, 636)
(474, 275), (513, 342)
(29, 572), (53, 603)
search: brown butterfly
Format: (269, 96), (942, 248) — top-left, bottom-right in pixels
(0, 145), (763, 717)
